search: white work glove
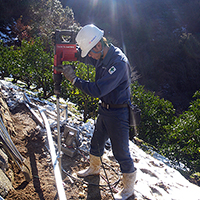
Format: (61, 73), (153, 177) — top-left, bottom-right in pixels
(54, 65), (77, 84)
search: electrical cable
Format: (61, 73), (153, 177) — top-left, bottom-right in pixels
(43, 143), (119, 189)
(60, 148), (120, 189)
(77, 148), (120, 188)
(97, 142), (115, 200)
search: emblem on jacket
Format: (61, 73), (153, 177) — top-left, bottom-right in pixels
(108, 66), (116, 74)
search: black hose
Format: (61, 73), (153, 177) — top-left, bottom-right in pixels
(64, 148), (121, 188)
(97, 142), (115, 200)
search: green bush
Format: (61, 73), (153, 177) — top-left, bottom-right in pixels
(0, 41), (15, 79)
(163, 91), (200, 172)
(17, 39), (54, 98)
(1, 38), (98, 121)
(0, 39), (54, 98)
(2, 37), (200, 172)
(60, 61), (99, 122)
(131, 82), (200, 172)
(130, 81), (176, 148)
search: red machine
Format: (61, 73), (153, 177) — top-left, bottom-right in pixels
(53, 30), (81, 159)
(53, 30), (79, 95)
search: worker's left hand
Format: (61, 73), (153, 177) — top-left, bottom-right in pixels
(54, 65), (76, 84)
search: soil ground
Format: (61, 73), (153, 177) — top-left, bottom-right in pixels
(2, 96), (199, 200)
(3, 103), (132, 200)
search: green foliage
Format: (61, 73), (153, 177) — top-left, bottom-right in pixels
(1, 0), (200, 173)
(1, 37), (98, 120)
(2, 35), (200, 172)
(131, 82), (200, 172)
(0, 41), (13, 79)
(130, 81), (176, 147)
(0, 38), (54, 98)
(163, 91), (200, 172)
(2, 0), (200, 112)
(60, 61), (99, 122)
(18, 39), (54, 98)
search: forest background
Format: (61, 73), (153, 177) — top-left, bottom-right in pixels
(63, 0), (200, 112)
(0, 0), (200, 179)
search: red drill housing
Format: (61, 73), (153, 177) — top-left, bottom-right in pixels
(54, 29), (78, 68)
(54, 44), (77, 67)
(53, 30), (79, 94)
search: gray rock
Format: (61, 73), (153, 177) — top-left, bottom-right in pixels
(0, 149), (8, 172)
(0, 169), (13, 198)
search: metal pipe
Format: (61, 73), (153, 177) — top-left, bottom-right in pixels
(56, 95), (61, 171)
(24, 101), (44, 128)
(26, 92), (67, 197)
(0, 118), (24, 162)
(40, 109), (67, 200)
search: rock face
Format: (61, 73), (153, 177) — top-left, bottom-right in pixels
(0, 149), (8, 172)
(0, 169), (13, 198)
(0, 90), (15, 198)
(128, 142), (200, 200)
(0, 90), (16, 136)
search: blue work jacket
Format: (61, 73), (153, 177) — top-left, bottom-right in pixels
(74, 44), (131, 105)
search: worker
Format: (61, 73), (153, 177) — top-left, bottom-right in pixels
(55, 24), (137, 200)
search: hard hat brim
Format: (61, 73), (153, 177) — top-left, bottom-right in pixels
(81, 50), (88, 58)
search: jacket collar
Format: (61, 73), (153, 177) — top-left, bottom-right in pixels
(102, 43), (115, 66)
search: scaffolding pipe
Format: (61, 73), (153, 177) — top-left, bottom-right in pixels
(24, 101), (44, 128)
(40, 109), (67, 200)
(0, 117), (24, 162)
(56, 96), (61, 171)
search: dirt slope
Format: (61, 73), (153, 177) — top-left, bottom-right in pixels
(3, 103), (127, 200)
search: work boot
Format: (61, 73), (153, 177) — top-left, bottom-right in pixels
(77, 154), (101, 177)
(114, 168), (137, 200)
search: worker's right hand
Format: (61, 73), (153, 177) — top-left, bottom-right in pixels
(54, 65), (77, 84)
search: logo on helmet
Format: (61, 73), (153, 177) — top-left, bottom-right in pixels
(89, 35), (97, 44)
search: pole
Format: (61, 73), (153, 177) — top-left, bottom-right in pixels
(56, 95), (61, 171)
(40, 109), (67, 200)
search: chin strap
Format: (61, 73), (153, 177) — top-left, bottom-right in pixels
(90, 40), (104, 58)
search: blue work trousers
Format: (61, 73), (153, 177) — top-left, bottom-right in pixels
(90, 106), (135, 173)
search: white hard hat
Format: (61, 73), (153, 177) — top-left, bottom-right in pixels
(75, 24), (104, 57)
